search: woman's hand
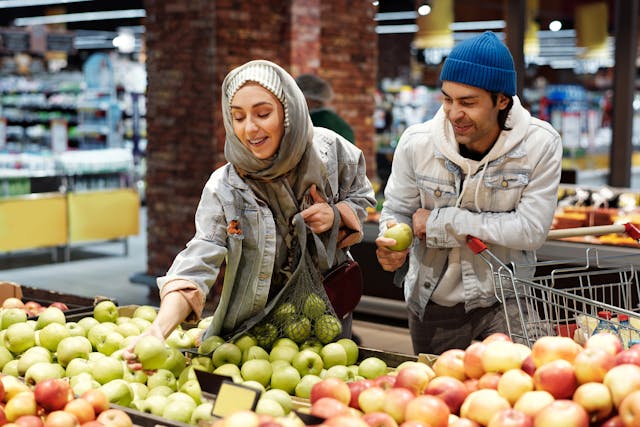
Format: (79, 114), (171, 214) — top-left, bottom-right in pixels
(300, 184), (334, 234)
(122, 322), (165, 372)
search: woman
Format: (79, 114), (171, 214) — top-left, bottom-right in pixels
(124, 60), (375, 366)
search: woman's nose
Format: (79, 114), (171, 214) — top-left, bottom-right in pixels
(245, 117), (259, 133)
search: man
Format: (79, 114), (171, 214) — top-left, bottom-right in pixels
(295, 74), (356, 144)
(375, 31), (563, 355)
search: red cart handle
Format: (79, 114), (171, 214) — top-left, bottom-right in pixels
(466, 235), (487, 254)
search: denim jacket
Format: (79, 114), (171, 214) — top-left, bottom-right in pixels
(158, 127), (376, 337)
(379, 96), (562, 319)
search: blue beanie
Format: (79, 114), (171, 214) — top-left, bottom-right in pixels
(440, 31), (516, 96)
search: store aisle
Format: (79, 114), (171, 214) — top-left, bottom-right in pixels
(0, 207), (414, 355)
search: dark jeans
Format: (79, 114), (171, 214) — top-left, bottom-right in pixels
(408, 298), (521, 355)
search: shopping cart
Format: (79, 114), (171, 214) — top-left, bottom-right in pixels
(466, 222), (640, 347)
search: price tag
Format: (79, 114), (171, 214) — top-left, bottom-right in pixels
(211, 380), (260, 418)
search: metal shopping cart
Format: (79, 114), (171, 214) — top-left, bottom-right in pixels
(466, 222), (640, 347)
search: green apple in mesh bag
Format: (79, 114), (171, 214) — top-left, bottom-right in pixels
(252, 322), (279, 349)
(303, 293), (327, 320)
(383, 223), (413, 251)
(272, 302), (296, 324)
(314, 314), (342, 344)
(284, 316), (312, 343)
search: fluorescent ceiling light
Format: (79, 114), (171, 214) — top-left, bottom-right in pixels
(375, 11), (417, 21)
(0, 0), (93, 8)
(14, 9), (146, 26)
(449, 20), (505, 31)
(376, 24), (418, 34)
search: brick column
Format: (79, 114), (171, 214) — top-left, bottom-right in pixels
(144, 0), (377, 278)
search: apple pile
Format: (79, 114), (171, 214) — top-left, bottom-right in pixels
(285, 332), (640, 427)
(0, 375), (133, 426)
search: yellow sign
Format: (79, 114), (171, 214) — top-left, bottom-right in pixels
(212, 381), (260, 418)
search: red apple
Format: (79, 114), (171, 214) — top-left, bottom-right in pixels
(95, 409), (132, 427)
(573, 347), (615, 384)
(34, 379), (72, 412)
(496, 369), (534, 405)
(572, 382), (613, 423)
(373, 374), (397, 390)
(324, 414), (370, 427)
(63, 399), (95, 424)
(478, 372), (501, 390)
(464, 378), (479, 394)
(483, 333), (512, 344)
(358, 386), (387, 414)
(433, 349), (466, 381)
(48, 302), (69, 312)
(460, 389), (510, 427)
(79, 422), (103, 427)
(513, 390), (555, 418)
(464, 342), (487, 379)
(383, 388), (415, 424)
(482, 341), (523, 374)
(520, 355), (536, 376)
(530, 336), (582, 368)
(310, 378), (351, 406)
(598, 415), (625, 427)
(618, 390), (640, 427)
(393, 365), (431, 395)
(449, 417), (481, 427)
(615, 348), (640, 366)
(347, 379), (375, 410)
(424, 375), (469, 413)
(397, 422), (430, 427)
(361, 411), (399, 427)
(487, 408), (533, 427)
(79, 390), (109, 416)
(14, 415), (44, 427)
(585, 332), (623, 356)
(602, 363), (640, 407)
(43, 410), (79, 427)
(533, 400), (588, 427)
(310, 397), (350, 419)
(532, 359), (577, 399)
(403, 395), (450, 427)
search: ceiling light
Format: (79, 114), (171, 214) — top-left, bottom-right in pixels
(549, 20), (563, 32)
(417, 3), (431, 16)
(113, 30), (135, 54)
(0, 0), (93, 8)
(13, 9), (146, 26)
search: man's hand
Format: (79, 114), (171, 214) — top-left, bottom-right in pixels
(412, 208), (431, 240)
(375, 222), (409, 272)
(300, 184), (334, 233)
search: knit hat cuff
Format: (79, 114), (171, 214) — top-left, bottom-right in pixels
(441, 57), (516, 96)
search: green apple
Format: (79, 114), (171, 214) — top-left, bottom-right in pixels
(162, 399), (196, 423)
(336, 338), (359, 365)
(100, 378), (133, 407)
(242, 345), (270, 363)
(56, 336), (93, 367)
(300, 337), (324, 354)
(24, 361), (65, 386)
(96, 331), (125, 356)
(77, 316), (99, 333)
(91, 355), (124, 384)
(87, 322), (117, 350)
(130, 399), (147, 412)
(115, 321), (140, 338)
(357, 356), (388, 379)
(269, 345), (298, 364)
(88, 351), (106, 361)
(2, 359), (18, 376)
(324, 364), (354, 381)
(144, 394), (169, 416)
(146, 368), (177, 390)
(93, 300), (119, 323)
(314, 315), (342, 344)
(191, 356), (214, 372)
(147, 384), (174, 398)
(177, 366), (198, 389)
(185, 327), (204, 344)
(131, 317), (152, 331)
(38, 323), (71, 352)
(179, 379), (202, 404)
(123, 365), (148, 383)
(211, 342), (242, 367)
(213, 363), (242, 383)
(133, 305), (158, 322)
(272, 302), (296, 324)
(198, 335), (225, 355)
(233, 333), (258, 353)
(197, 316), (213, 330)
(190, 401), (214, 425)
(292, 349), (324, 376)
(294, 374), (322, 399)
(1, 308), (27, 329)
(134, 335), (169, 370)
(284, 316), (312, 343)
(256, 397), (285, 417)
(70, 374), (100, 397)
(270, 364), (301, 394)
(165, 328), (195, 349)
(252, 322), (278, 350)
(17, 346), (51, 376)
(163, 347), (187, 377)
(240, 358), (272, 387)
(243, 380), (266, 393)
(0, 346), (14, 371)
(383, 222), (413, 251)
(4, 322), (35, 355)
(303, 293), (327, 320)
(35, 306), (66, 329)
(129, 382), (149, 400)
(64, 321), (86, 337)
(263, 388), (293, 414)
(65, 358), (92, 377)
(320, 342), (348, 368)
(272, 337), (299, 350)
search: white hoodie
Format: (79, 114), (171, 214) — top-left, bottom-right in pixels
(380, 96), (563, 319)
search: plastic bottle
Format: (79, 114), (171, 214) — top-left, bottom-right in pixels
(618, 314), (631, 349)
(592, 311), (620, 339)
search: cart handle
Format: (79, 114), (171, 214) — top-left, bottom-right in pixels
(466, 235), (487, 254)
(547, 222), (640, 241)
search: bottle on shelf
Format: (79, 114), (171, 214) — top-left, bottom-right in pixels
(592, 310), (620, 339)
